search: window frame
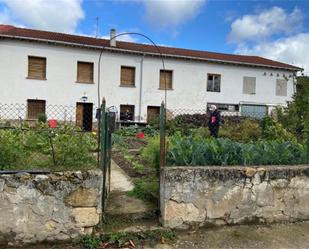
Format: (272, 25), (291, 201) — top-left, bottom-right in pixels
(207, 102), (239, 112)
(27, 56), (47, 80)
(207, 73), (221, 92)
(159, 69), (173, 90)
(119, 104), (135, 121)
(76, 61), (94, 84)
(120, 66), (136, 87)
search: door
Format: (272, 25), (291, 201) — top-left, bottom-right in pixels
(147, 106), (160, 123)
(76, 102), (93, 131)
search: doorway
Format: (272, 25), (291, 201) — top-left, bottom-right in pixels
(147, 106), (160, 123)
(76, 102), (93, 131)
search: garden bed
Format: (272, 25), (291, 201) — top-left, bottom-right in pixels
(0, 124), (98, 171)
(112, 137), (151, 178)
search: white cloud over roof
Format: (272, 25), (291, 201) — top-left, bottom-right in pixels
(0, 0), (84, 33)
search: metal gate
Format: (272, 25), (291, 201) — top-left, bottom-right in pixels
(99, 98), (113, 211)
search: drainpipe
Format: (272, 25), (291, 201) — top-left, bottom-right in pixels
(138, 54), (145, 122)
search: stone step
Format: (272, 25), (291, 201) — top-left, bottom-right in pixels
(102, 191), (158, 232)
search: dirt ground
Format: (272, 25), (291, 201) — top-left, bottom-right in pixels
(9, 222), (309, 249)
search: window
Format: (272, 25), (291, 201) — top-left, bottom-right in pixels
(120, 105), (135, 121)
(120, 66), (135, 87)
(207, 74), (221, 92)
(77, 61), (94, 83)
(28, 56), (46, 80)
(159, 70), (173, 90)
(207, 103), (239, 112)
(27, 99), (46, 119)
(243, 76), (256, 94)
(276, 79), (287, 96)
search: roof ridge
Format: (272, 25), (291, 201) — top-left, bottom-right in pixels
(0, 24), (302, 71)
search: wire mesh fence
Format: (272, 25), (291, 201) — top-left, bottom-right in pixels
(0, 102), (98, 130)
(0, 103), (99, 171)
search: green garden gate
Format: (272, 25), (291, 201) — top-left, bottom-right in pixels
(99, 98), (113, 211)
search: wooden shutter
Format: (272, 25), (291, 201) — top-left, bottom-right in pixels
(243, 76), (256, 94)
(121, 66), (135, 86)
(27, 99), (46, 119)
(28, 56), (46, 79)
(77, 62), (94, 83)
(276, 79), (287, 96)
(76, 103), (84, 128)
(160, 70), (172, 89)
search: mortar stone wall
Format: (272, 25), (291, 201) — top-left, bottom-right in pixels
(160, 165), (309, 229)
(0, 170), (102, 246)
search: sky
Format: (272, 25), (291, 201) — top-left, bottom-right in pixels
(0, 0), (308, 73)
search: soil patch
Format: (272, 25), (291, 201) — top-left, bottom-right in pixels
(112, 137), (151, 178)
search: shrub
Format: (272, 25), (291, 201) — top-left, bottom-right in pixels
(141, 136), (160, 171)
(220, 118), (262, 142)
(260, 116), (297, 142)
(37, 113), (47, 123)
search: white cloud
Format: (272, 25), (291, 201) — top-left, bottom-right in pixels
(101, 32), (138, 43)
(0, 0), (84, 33)
(137, 0), (206, 29)
(228, 7), (303, 43)
(236, 33), (308, 73)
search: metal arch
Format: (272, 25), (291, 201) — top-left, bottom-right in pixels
(97, 32), (167, 109)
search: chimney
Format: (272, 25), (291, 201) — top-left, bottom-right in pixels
(110, 28), (116, 47)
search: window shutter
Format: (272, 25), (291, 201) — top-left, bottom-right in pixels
(77, 62), (94, 83)
(27, 99), (46, 119)
(121, 66), (135, 86)
(160, 70), (172, 89)
(276, 79), (287, 96)
(243, 77), (256, 94)
(28, 56), (46, 79)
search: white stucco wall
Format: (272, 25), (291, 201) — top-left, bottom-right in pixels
(0, 39), (295, 122)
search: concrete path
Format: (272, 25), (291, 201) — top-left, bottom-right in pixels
(110, 159), (134, 192)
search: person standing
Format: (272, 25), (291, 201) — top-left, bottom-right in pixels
(208, 105), (221, 138)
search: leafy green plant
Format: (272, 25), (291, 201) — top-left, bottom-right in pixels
(166, 135), (306, 166)
(141, 136), (160, 171)
(260, 116), (296, 142)
(0, 123), (98, 170)
(79, 235), (101, 249)
(127, 177), (159, 201)
(37, 113), (47, 123)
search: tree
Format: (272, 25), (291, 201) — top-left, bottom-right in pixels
(277, 76), (309, 138)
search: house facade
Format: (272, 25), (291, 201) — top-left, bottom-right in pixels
(0, 25), (302, 128)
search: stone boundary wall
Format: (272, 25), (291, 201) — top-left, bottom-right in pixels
(0, 170), (102, 246)
(160, 165), (309, 229)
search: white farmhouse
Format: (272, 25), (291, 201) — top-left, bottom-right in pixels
(0, 25), (302, 130)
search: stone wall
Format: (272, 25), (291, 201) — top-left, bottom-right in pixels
(160, 165), (309, 229)
(0, 170), (102, 246)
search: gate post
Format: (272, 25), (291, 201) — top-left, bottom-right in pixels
(159, 101), (166, 221)
(159, 101), (166, 169)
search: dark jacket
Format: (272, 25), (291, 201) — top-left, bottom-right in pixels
(208, 110), (221, 128)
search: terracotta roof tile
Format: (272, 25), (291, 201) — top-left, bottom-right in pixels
(0, 25), (302, 71)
